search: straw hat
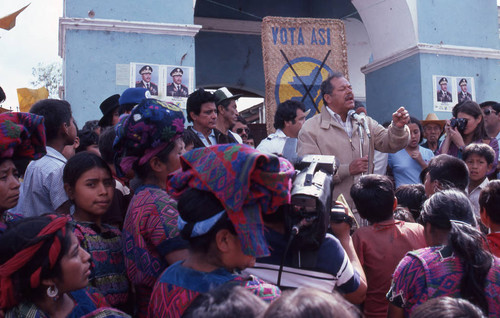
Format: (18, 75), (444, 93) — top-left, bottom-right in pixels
(421, 113), (446, 130)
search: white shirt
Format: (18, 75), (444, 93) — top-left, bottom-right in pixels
(468, 177), (490, 217)
(229, 130), (243, 143)
(257, 129), (288, 155)
(325, 107), (354, 138)
(14, 146), (69, 217)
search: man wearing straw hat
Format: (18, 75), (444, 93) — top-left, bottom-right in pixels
(421, 113), (446, 155)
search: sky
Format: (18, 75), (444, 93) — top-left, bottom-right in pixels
(1, 0), (62, 111)
(1, 1), (499, 111)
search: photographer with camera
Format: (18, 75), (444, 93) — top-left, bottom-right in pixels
(243, 155), (367, 305)
(439, 101), (498, 178)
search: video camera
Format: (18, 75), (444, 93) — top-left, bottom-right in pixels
(286, 155), (337, 253)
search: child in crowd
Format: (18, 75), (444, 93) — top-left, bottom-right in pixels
(0, 112), (46, 230)
(0, 215), (129, 317)
(182, 285), (267, 318)
(422, 154), (469, 197)
(113, 99), (189, 317)
(463, 143), (495, 217)
(388, 117), (434, 188)
(411, 297), (485, 318)
(394, 184), (426, 220)
(480, 180), (500, 257)
(387, 190), (500, 317)
(63, 152), (130, 311)
(76, 129), (100, 156)
(15, 99), (77, 216)
(351, 175), (426, 318)
(149, 144), (293, 317)
(182, 128), (196, 153)
(262, 287), (361, 318)
(98, 127), (132, 229)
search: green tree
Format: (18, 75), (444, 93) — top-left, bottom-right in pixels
(31, 61), (62, 98)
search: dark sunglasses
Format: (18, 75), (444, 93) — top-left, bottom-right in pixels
(483, 108), (498, 116)
(236, 128), (250, 134)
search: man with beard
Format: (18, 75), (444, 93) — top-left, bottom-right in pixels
(298, 72), (410, 223)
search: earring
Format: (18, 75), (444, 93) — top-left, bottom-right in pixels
(47, 285), (59, 299)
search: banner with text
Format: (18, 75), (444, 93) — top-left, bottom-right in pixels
(261, 16), (348, 133)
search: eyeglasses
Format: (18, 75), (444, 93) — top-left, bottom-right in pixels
(236, 128), (250, 134)
(483, 108), (498, 116)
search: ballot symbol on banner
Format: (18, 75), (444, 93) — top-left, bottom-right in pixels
(275, 56), (333, 117)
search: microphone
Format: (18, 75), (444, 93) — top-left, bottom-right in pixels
(349, 110), (371, 138)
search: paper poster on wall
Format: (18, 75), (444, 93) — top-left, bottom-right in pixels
(130, 63), (161, 96)
(433, 75), (454, 112)
(456, 77), (475, 104)
(163, 66), (194, 110)
(433, 75), (476, 112)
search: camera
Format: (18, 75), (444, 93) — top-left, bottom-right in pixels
(330, 204), (355, 227)
(450, 117), (468, 132)
(285, 155), (337, 251)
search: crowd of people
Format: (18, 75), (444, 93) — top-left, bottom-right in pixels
(0, 74), (499, 318)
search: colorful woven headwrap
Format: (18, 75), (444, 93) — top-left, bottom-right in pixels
(113, 99), (185, 177)
(0, 112), (46, 160)
(167, 144), (295, 258)
(0, 215), (69, 309)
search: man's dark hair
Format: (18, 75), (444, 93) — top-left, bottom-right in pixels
(98, 127), (116, 164)
(463, 143), (496, 165)
(350, 175), (395, 223)
(395, 184), (426, 220)
(183, 285), (267, 318)
(186, 88), (217, 123)
(274, 100), (306, 130)
(118, 103), (136, 115)
(177, 188), (236, 254)
(30, 99), (72, 141)
(479, 101), (500, 113)
(320, 72), (345, 105)
(479, 180), (500, 225)
(427, 154), (469, 192)
(216, 99), (232, 113)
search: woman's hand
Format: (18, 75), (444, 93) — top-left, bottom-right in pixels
(444, 119), (465, 149)
(408, 149), (426, 168)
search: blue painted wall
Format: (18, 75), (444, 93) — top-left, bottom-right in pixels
(419, 53), (500, 119)
(64, 30), (195, 124)
(365, 54), (422, 123)
(366, 52), (500, 124)
(417, 0), (499, 49)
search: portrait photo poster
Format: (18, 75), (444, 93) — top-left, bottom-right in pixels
(433, 75), (475, 112)
(129, 63), (195, 109)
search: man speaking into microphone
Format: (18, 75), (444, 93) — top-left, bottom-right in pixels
(298, 72), (410, 224)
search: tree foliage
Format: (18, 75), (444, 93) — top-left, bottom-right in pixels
(31, 61), (62, 98)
